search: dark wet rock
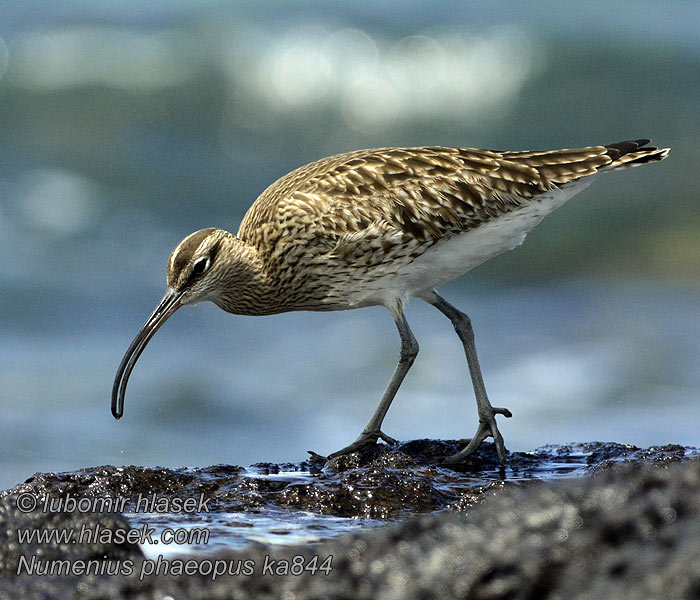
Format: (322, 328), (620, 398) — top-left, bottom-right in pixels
(2, 440), (700, 599)
(4, 440), (696, 522)
(223, 459), (700, 600)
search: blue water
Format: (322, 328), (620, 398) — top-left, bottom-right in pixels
(1, 1), (699, 491)
(3, 279), (699, 491)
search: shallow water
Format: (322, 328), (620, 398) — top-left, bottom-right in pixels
(133, 503), (386, 558)
(119, 442), (697, 556)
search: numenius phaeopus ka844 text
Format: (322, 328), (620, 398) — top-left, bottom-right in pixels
(112, 140), (669, 465)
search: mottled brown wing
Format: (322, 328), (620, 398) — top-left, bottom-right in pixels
(238, 141), (664, 252)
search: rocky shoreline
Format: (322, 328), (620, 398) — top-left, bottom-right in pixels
(2, 440), (699, 599)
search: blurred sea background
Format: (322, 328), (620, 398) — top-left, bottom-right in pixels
(1, 0), (699, 491)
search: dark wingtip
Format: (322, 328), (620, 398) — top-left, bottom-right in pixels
(604, 139), (654, 159)
(603, 139), (670, 168)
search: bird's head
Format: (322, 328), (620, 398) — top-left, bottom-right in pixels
(111, 227), (231, 420)
(166, 227), (229, 305)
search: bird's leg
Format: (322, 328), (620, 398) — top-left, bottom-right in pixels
(328, 308), (418, 458)
(422, 290), (512, 465)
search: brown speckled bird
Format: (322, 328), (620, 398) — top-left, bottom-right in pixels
(112, 139), (669, 465)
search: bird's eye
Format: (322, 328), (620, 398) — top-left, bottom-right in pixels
(192, 257), (210, 276)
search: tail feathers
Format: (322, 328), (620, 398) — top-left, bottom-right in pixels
(603, 139), (670, 171)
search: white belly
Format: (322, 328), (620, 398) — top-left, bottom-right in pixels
(351, 177), (596, 308)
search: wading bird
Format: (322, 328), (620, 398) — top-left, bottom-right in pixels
(112, 140), (669, 465)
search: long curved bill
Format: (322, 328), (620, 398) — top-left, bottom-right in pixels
(111, 288), (183, 419)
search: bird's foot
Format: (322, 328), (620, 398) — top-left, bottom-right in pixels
(327, 430), (398, 459)
(443, 406), (512, 466)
